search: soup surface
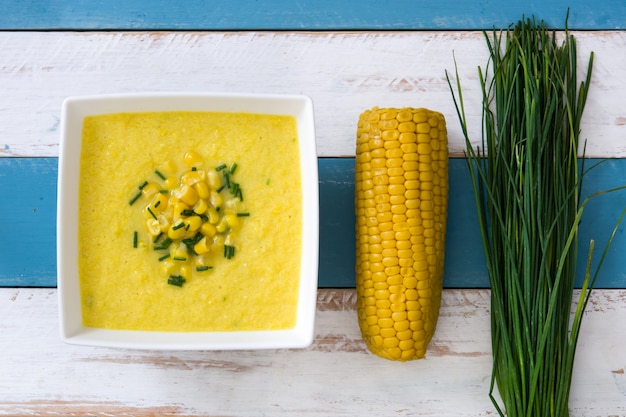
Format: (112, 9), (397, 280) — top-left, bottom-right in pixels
(78, 111), (302, 331)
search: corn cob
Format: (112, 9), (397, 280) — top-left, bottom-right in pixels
(355, 107), (448, 361)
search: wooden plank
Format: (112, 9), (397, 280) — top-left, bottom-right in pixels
(2, 157), (626, 289)
(0, 0), (624, 30)
(1, 31), (626, 158)
(0, 158), (57, 286)
(0, 288), (625, 416)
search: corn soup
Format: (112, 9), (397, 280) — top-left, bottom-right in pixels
(78, 111), (302, 332)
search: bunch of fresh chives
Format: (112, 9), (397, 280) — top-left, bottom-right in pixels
(447, 15), (625, 417)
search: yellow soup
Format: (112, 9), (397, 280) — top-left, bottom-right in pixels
(78, 111), (302, 332)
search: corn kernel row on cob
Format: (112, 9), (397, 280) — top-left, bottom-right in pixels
(355, 107), (448, 361)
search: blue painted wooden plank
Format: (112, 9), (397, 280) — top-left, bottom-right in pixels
(1, 157), (625, 288)
(0, 158), (57, 286)
(1, 0), (625, 30)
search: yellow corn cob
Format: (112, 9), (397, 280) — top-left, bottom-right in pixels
(355, 107), (449, 361)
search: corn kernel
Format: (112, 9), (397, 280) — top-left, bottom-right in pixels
(165, 176), (178, 189)
(194, 181), (210, 199)
(146, 218), (161, 236)
(176, 184), (199, 206)
(210, 190), (223, 208)
(206, 206), (220, 224)
(193, 236), (212, 255)
(183, 151), (203, 167)
(194, 199), (209, 215)
(141, 182), (160, 198)
(184, 216), (203, 232)
(168, 220), (187, 240)
(150, 193), (169, 213)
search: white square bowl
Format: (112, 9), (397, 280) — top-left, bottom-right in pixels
(57, 92), (319, 350)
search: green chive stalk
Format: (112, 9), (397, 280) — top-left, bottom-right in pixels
(447, 15), (625, 417)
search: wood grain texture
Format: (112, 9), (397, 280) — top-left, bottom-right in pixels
(1, 0), (625, 30)
(1, 288), (625, 416)
(1, 31), (626, 158)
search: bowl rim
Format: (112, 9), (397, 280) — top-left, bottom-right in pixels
(57, 91), (319, 350)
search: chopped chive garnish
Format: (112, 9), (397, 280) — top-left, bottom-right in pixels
(147, 207), (157, 220)
(223, 172), (231, 188)
(229, 182), (239, 196)
(159, 189), (169, 194)
(154, 237), (173, 250)
(129, 192), (142, 206)
(237, 188), (243, 201)
(180, 209), (196, 217)
(173, 256), (187, 261)
(183, 233), (203, 247)
(154, 232), (163, 243)
(229, 163), (238, 174)
(158, 254), (170, 262)
(154, 200), (161, 208)
(237, 212), (250, 217)
(167, 275), (185, 287)
(172, 221), (185, 230)
(155, 170), (166, 180)
(196, 266), (212, 272)
(216, 163), (227, 171)
(224, 245), (235, 259)
(138, 181), (148, 190)
(133, 231), (138, 248)
(216, 185), (225, 193)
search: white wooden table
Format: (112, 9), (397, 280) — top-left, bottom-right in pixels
(2, 288), (626, 416)
(1, 2), (626, 415)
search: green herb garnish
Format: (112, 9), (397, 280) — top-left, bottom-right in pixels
(133, 231), (138, 248)
(182, 233), (203, 247)
(154, 237), (173, 250)
(158, 254), (170, 262)
(129, 191), (142, 206)
(172, 221), (185, 230)
(146, 207), (157, 220)
(138, 181), (148, 190)
(167, 275), (185, 287)
(155, 170), (166, 180)
(215, 163), (227, 171)
(173, 256), (187, 261)
(223, 245), (235, 259)
(196, 266), (212, 272)
(237, 212), (250, 217)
